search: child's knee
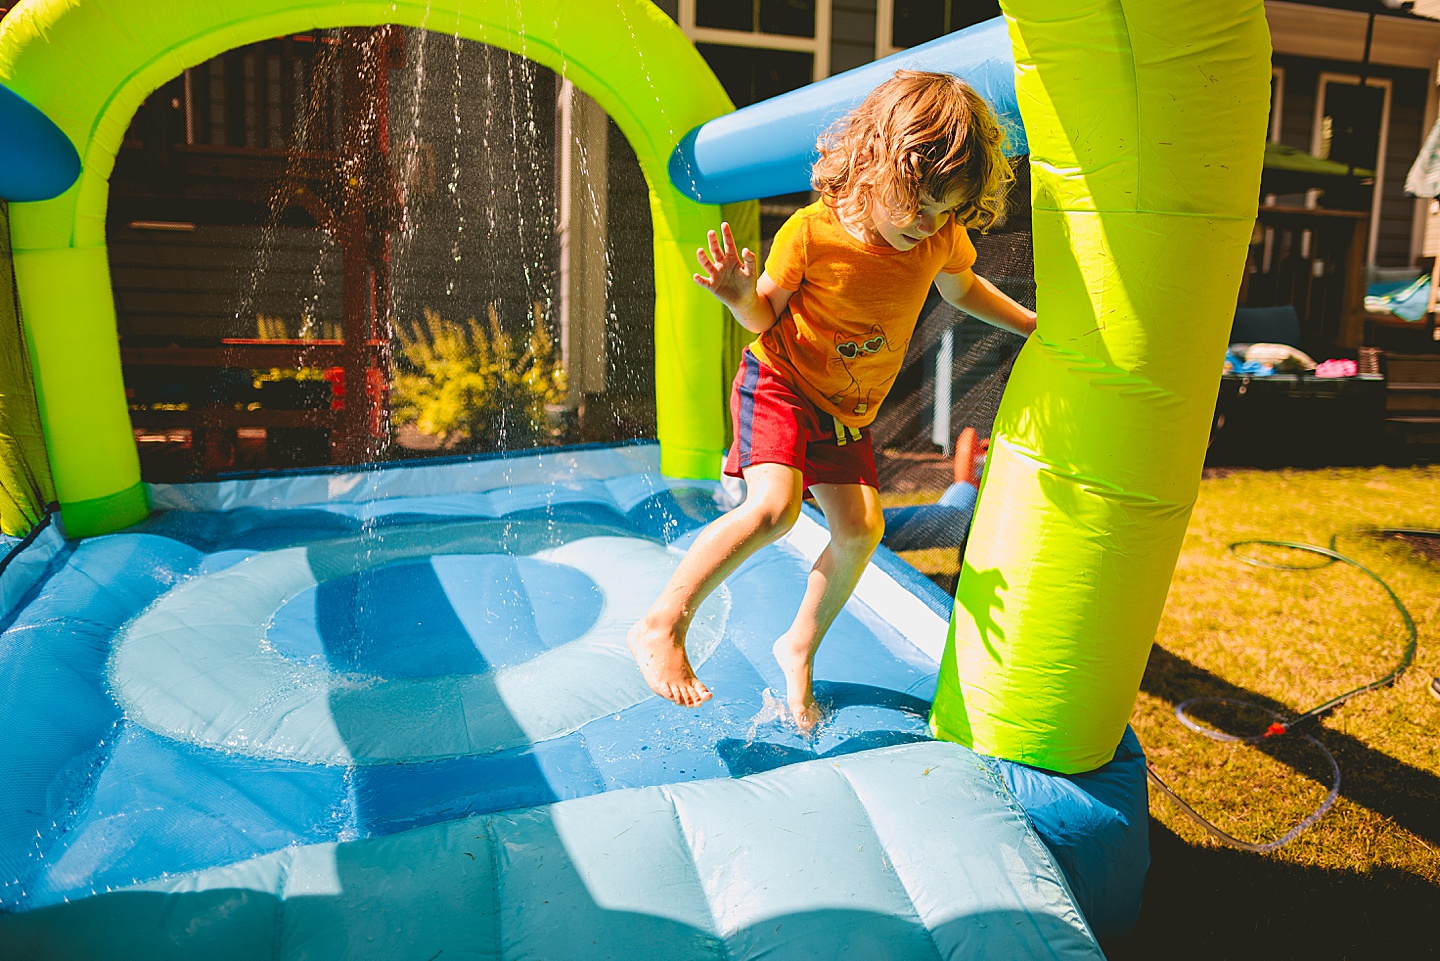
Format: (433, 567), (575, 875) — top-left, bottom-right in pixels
(742, 490), (802, 540)
(834, 502), (885, 555)
(861, 510), (887, 553)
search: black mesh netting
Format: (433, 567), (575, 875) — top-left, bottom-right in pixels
(870, 161), (1033, 493)
(109, 26), (1033, 487)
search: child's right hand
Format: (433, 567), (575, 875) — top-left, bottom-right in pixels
(694, 222), (759, 310)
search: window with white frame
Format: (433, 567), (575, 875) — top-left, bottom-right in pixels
(874, 0), (1001, 59)
(1312, 71), (1392, 266)
(1259, 67), (1284, 273)
(678, 0), (832, 106)
(1269, 66), (1284, 145)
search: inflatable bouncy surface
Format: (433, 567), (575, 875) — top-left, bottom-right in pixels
(0, 0), (1269, 955)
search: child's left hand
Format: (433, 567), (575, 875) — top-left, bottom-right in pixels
(694, 221), (760, 311)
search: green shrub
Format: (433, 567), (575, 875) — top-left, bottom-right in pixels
(391, 304), (566, 450)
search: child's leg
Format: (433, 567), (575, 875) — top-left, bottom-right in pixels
(772, 481), (885, 730)
(629, 463), (804, 707)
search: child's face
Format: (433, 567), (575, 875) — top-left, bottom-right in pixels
(870, 191), (963, 251)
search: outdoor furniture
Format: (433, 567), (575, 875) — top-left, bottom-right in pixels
(1209, 303), (1388, 466)
(1231, 304), (1304, 348)
(1245, 205), (1369, 349)
(1208, 369), (1388, 467)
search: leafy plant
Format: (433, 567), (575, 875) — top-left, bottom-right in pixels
(390, 303), (566, 450)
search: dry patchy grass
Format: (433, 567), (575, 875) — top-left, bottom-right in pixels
(1146, 468), (1439, 875)
(885, 466), (1440, 959)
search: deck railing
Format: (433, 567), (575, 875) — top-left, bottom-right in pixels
(1242, 204), (1369, 351)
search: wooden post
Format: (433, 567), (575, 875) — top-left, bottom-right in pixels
(331, 28), (401, 463)
(1339, 213), (1370, 349)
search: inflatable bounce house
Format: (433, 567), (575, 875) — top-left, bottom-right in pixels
(0, 1), (1269, 957)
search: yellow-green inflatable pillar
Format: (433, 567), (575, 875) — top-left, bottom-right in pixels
(11, 243), (148, 537)
(930, 0), (1271, 773)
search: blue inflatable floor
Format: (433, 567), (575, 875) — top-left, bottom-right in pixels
(0, 443), (1125, 959)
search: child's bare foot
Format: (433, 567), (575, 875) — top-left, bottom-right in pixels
(772, 633), (823, 732)
(627, 616), (712, 707)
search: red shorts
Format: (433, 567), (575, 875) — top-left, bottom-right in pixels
(723, 349), (878, 489)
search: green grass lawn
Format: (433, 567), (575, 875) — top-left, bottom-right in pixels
(886, 466), (1440, 960)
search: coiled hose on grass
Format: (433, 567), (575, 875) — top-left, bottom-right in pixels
(1146, 528), (1431, 853)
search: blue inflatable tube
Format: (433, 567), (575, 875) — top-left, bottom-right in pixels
(992, 726), (1151, 941)
(0, 84), (81, 202)
(668, 16), (1026, 205)
(881, 482), (978, 553)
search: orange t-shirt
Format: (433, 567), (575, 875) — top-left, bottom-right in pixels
(750, 201), (977, 429)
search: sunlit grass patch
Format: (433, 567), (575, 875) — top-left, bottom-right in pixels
(882, 466), (1440, 888)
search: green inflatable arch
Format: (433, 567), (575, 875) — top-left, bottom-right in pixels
(0, 0), (742, 537)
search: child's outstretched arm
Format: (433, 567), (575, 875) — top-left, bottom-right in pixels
(935, 268), (1036, 338)
(695, 221), (794, 335)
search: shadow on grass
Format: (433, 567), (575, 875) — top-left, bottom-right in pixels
(1106, 818), (1440, 961)
(1142, 644), (1440, 849)
(1116, 645), (1440, 960)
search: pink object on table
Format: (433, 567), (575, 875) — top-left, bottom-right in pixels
(1314, 358), (1358, 378)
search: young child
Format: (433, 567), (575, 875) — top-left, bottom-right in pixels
(628, 70), (1036, 730)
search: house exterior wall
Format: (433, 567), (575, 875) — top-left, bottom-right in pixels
(1267, 0), (1440, 268)
(832, 0), (879, 76)
(604, 119), (657, 398)
(109, 33), (564, 345)
(112, 226), (342, 342)
(386, 34), (559, 337)
(1274, 54), (1430, 267)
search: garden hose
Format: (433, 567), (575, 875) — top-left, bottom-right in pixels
(1147, 529), (1433, 853)
(1146, 703), (1340, 854)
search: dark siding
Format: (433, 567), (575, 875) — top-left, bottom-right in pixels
(1274, 61), (1320, 209)
(387, 31), (559, 335)
(1276, 62), (1316, 152)
(111, 30), (562, 342)
(832, 0), (878, 76)
(1378, 68), (1427, 266)
(1274, 54), (1429, 267)
(112, 226), (342, 342)
(606, 120), (657, 397)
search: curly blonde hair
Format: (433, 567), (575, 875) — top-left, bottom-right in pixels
(812, 70), (1013, 234)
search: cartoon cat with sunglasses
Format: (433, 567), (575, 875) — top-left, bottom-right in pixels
(830, 323), (907, 417)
